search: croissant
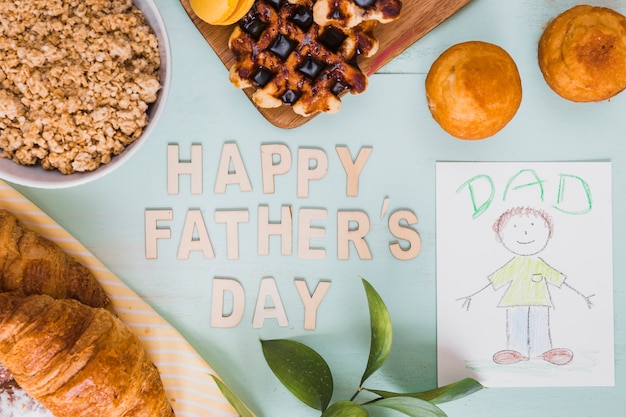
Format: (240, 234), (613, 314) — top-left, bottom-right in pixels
(0, 209), (109, 308)
(0, 292), (174, 417)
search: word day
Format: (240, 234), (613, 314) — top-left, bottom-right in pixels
(210, 277), (331, 330)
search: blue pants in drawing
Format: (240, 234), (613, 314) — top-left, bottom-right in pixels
(506, 306), (552, 357)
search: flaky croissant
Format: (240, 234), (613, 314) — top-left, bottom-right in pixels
(0, 209), (109, 308)
(0, 292), (174, 417)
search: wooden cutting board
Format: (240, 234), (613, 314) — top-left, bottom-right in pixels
(180, 0), (472, 129)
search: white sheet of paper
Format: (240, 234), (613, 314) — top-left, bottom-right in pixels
(436, 161), (614, 387)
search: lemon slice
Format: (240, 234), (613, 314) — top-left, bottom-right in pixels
(219, 0), (256, 25)
(189, 0), (238, 25)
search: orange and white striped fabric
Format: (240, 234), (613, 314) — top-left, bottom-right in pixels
(0, 180), (237, 417)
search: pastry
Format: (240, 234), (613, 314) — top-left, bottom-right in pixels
(538, 5), (626, 102)
(0, 209), (110, 309)
(425, 41), (522, 140)
(0, 293), (174, 417)
(228, 0), (402, 117)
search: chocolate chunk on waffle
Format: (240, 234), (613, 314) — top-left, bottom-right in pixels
(228, 0), (401, 117)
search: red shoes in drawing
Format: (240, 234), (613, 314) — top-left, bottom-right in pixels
(493, 348), (573, 365)
(493, 350), (529, 364)
(539, 348), (574, 365)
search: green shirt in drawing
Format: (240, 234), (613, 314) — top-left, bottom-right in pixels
(488, 256), (566, 307)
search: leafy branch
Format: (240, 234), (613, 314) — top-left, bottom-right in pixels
(214, 277), (483, 417)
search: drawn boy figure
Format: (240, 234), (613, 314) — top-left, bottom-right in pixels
(459, 207), (594, 366)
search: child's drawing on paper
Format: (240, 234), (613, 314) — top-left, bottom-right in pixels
(458, 206), (594, 366)
(436, 162), (614, 388)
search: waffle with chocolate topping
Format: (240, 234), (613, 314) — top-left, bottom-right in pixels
(313, 0), (402, 28)
(228, 0), (401, 117)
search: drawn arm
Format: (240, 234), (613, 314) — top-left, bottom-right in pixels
(563, 281), (595, 309)
(457, 282), (491, 311)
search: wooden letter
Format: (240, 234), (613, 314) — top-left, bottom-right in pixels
(388, 210), (421, 260)
(145, 209), (172, 259)
(253, 277), (288, 328)
(298, 208), (327, 259)
(211, 278), (245, 328)
(295, 279), (331, 330)
(177, 209), (215, 260)
(215, 210), (250, 260)
(337, 211), (372, 260)
(336, 146), (372, 197)
(297, 148), (328, 198)
(258, 205), (293, 256)
(261, 144), (292, 194)
(167, 144), (202, 195)
(215, 142), (253, 193)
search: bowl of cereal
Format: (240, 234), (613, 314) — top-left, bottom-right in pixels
(0, 0), (171, 188)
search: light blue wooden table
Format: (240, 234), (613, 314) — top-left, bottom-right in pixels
(9, 0), (626, 416)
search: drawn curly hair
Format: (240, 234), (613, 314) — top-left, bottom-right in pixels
(492, 206), (554, 238)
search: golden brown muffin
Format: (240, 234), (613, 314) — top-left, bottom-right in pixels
(425, 41), (522, 140)
(538, 5), (626, 102)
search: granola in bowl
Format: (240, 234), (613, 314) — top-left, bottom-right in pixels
(0, 0), (169, 184)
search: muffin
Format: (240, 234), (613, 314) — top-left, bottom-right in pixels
(425, 41), (522, 140)
(538, 5), (626, 102)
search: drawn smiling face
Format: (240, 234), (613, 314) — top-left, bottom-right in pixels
(498, 213), (551, 256)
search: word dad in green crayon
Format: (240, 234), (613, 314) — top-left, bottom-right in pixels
(457, 168), (593, 219)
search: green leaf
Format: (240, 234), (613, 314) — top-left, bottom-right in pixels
(210, 375), (257, 417)
(360, 278), (393, 385)
(321, 401), (368, 417)
(412, 378), (484, 404)
(261, 339), (334, 411)
(368, 397), (448, 417)
(364, 378), (484, 404)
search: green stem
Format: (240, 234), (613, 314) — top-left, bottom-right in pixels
(349, 388), (362, 402)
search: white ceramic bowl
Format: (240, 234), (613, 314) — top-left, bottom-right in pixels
(0, 0), (171, 189)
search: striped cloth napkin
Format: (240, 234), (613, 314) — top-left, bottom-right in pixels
(0, 180), (237, 417)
